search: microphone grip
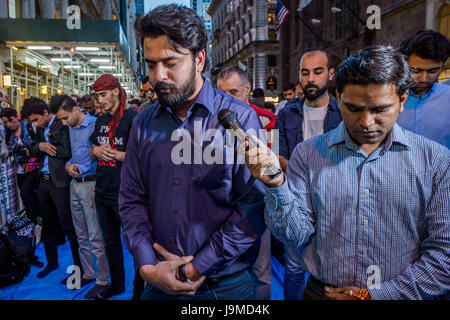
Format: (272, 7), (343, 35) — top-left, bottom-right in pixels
(227, 119), (282, 181)
(241, 133), (282, 180)
(266, 165), (282, 180)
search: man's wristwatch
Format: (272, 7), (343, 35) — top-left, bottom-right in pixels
(178, 264), (194, 284)
(178, 264), (188, 282)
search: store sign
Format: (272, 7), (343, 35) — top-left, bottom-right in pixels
(266, 76), (277, 90)
(2, 74), (12, 87)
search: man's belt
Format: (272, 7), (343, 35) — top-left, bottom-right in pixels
(73, 175), (96, 183)
(41, 173), (51, 181)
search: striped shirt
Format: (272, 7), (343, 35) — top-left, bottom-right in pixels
(265, 122), (450, 299)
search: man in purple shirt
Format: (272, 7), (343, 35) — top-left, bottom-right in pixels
(119, 4), (267, 300)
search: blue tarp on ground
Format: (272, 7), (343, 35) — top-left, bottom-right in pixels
(0, 240), (286, 300)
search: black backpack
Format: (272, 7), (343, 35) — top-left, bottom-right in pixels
(0, 233), (28, 288)
(0, 215), (36, 288)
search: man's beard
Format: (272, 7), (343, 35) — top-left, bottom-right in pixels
(302, 83), (328, 101)
(410, 81), (435, 95)
(154, 64), (197, 108)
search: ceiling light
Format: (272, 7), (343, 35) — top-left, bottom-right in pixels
(51, 58), (72, 62)
(99, 66), (115, 69)
(27, 46), (52, 50)
(63, 65), (82, 69)
(76, 47), (100, 51)
(90, 58), (110, 63)
(79, 73), (94, 76)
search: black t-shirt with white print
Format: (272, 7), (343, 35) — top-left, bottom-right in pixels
(90, 108), (137, 199)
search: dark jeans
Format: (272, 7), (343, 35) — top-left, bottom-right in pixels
(38, 177), (81, 268)
(132, 272), (145, 300)
(140, 269), (256, 300)
(94, 194), (125, 288)
(17, 170), (40, 224)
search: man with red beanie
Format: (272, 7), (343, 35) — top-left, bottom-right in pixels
(89, 74), (137, 299)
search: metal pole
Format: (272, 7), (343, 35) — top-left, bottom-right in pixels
(25, 64), (28, 98)
(61, 46), (64, 92)
(36, 65), (38, 98)
(10, 47), (14, 108)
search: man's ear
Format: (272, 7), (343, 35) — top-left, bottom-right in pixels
(399, 91), (409, 113)
(329, 67), (335, 81)
(244, 82), (251, 96)
(113, 87), (120, 96)
(194, 50), (206, 73)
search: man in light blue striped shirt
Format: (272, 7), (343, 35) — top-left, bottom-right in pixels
(243, 46), (449, 300)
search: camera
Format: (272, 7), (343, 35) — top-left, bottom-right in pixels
(13, 144), (29, 163)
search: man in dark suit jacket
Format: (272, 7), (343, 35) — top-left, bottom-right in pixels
(24, 97), (81, 282)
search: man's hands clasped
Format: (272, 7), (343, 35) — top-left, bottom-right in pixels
(139, 243), (205, 296)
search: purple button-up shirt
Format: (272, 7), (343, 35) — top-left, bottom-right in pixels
(119, 79), (266, 279)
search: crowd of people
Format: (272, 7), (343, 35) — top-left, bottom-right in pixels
(0, 4), (448, 300)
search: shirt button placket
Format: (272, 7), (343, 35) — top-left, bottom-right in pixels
(171, 178), (180, 217)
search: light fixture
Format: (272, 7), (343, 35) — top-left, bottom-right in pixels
(99, 66), (115, 70)
(2, 74), (12, 87)
(12, 46), (18, 51)
(63, 65), (82, 69)
(79, 72), (94, 76)
(331, 7), (342, 13)
(90, 58), (110, 63)
(113, 73), (123, 77)
(51, 58), (72, 62)
(311, 19), (321, 24)
(57, 89), (63, 95)
(41, 85), (48, 95)
(27, 46), (52, 50)
(76, 47), (100, 51)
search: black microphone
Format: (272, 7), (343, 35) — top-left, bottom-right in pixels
(217, 108), (281, 179)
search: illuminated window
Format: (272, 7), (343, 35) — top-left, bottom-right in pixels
(268, 12), (275, 25)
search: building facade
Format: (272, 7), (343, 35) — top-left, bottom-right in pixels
(278, 0), (450, 89)
(191, 0), (213, 63)
(0, 0), (144, 109)
(209, 0), (280, 98)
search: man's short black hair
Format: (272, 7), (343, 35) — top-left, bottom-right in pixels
(1, 108), (18, 119)
(129, 99), (142, 106)
(334, 46), (414, 96)
(81, 94), (92, 103)
(283, 83), (296, 91)
(301, 48), (332, 69)
(400, 30), (450, 63)
(253, 88), (265, 98)
(134, 4), (207, 57)
(49, 94), (77, 114)
(21, 97), (49, 119)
